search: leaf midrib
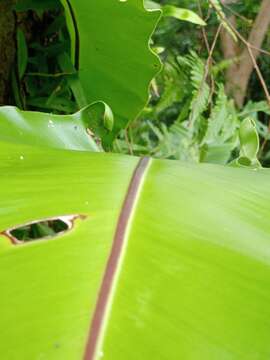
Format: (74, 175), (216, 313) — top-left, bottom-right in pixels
(84, 157), (151, 360)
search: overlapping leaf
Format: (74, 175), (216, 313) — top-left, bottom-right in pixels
(63, 0), (162, 142)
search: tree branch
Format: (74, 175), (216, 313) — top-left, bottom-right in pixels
(0, 0), (16, 105)
(220, 0), (270, 107)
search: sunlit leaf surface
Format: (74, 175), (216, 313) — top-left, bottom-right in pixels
(1, 136), (270, 359)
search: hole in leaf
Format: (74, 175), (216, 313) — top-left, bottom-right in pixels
(2, 215), (85, 244)
(11, 219), (68, 241)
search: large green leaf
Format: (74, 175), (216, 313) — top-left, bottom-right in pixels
(63, 0), (161, 140)
(1, 134), (270, 358)
(1, 1), (269, 358)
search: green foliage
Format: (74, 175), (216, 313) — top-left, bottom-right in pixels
(14, 0), (75, 112)
(11, 218), (68, 241)
(13, 0), (161, 149)
(1, 1), (270, 358)
(115, 51), (262, 166)
(112, 0), (270, 168)
(186, 52), (210, 127)
(10, 0), (269, 166)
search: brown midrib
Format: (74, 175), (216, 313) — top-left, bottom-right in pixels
(84, 157), (150, 360)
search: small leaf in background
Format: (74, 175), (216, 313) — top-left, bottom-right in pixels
(239, 118), (260, 160)
(81, 102), (114, 149)
(145, 1), (206, 26)
(230, 118), (261, 168)
(17, 29), (28, 79)
(162, 5), (206, 26)
(57, 52), (87, 109)
(102, 103), (114, 132)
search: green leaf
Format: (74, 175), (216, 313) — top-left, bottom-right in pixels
(0, 104), (117, 152)
(1, 134), (270, 358)
(102, 102), (114, 132)
(62, 0), (162, 140)
(17, 29), (28, 79)
(162, 5), (206, 26)
(229, 118), (261, 168)
(1, 1), (268, 357)
(145, 1), (206, 25)
(0, 141), (138, 359)
(239, 118), (260, 161)
(81, 101), (115, 149)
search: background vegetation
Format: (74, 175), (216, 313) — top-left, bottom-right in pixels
(1, 0), (270, 165)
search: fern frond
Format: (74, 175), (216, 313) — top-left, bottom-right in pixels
(187, 52), (210, 127)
